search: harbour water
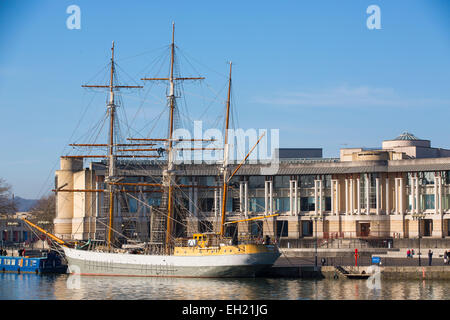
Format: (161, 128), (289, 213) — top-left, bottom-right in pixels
(1, 273), (449, 300)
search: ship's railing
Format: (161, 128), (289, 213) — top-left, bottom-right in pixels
(174, 234), (264, 248)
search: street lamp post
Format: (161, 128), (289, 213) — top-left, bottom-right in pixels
(412, 213), (425, 267)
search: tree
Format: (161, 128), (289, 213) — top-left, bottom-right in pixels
(0, 178), (16, 215)
(29, 194), (56, 232)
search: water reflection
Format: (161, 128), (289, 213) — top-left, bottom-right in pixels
(0, 273), (449, 300)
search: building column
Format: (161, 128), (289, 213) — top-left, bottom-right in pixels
(345, 178), (349, 215)
(244, 181), (248, 217)
(239, 181), (244, 214)
(269, 180), (273, 214)
(395, 178), (399, 215)
(265, 180), (269, 215)
(376, 177), (380, 215)
(294, 179), (298, 216)
(366, 173), (370, 215)
(350, 178), (354, 215)
(319, 178), (323, 215)
(289, 180), (294, 216)
(399, 177), (404, 215)
(331, 180), (336, 215)
(411, 175), (416, 214)
(386, 176), (390, 215)
(415, 176), (420, 213)
(314, 180), (319, 215)
(357, 178), (361, 215)
(336, 180), (340, 215)
(435, 174), (442, 215)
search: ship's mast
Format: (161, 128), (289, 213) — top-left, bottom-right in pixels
(141, 23), (204, 253)
(107, 42), (116, 251)
(220, 62), (232, 236)
(166, 22), (176, 253)
(81, 42), (142, 251)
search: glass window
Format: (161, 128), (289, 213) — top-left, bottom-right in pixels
(300, 175), (315, 188)
(199, 198), (214, 212)
(325, 197), (331, 211)
(300, 197), (315, 211)
(178, 176), (191, 185)
(420, 172), (435, 185)
(324, 175), (332, 188)
(127, 196), (137, 213)
(276, 221), (288, 238)
(249, 197), (265, 212)
(248, 176), (265, 189)
(274, 197), (290, 212)
(197, 176), (217, 186)
(147, 197), (161, 206)
(250, 221), (263, 237)
(423, 194), (435, 210)
(274, 176), (290, 188)
(302, 221), (313, 237)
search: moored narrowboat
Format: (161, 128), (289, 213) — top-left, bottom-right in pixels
(0, 250), (67, 274)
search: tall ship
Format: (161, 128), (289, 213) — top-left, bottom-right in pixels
(24, 24), (280, 277)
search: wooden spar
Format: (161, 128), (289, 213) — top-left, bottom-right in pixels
(174, 148), (223, 151)
(52, 189), (105, 193)
(62, 155), (161, 158)
(223, 214), (279, 225)
(220, 61), (233, 237)
(52, 188), (163, 194)
(115, 148), (160, 152)
(227, 132), (266, 184)
(109, 182), (162, 187)
(82, 85), (143, 89)
(21, 218), (66, 245)
(127, 138), (216, 142)
(69, 143), (157, 147)
(141, 77), (204, 81)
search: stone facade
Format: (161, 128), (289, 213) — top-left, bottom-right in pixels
(54, 134), (450, 242)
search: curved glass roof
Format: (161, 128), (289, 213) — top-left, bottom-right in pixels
(394, 132), (420, 141)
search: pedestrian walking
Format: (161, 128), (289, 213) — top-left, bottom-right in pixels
(407, 249), (411, 258)
(428, 249), (433, 266)
(444, 250), (447, 265)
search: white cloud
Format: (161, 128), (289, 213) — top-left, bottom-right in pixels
(253, 85), (450, 108)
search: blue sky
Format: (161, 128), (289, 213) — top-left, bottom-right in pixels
(0, 0), (449, 199)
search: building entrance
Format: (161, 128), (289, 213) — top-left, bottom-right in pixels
(301, 221), (313, 237)
(423, 219), (433, 237)
(358, 223), (371, 237)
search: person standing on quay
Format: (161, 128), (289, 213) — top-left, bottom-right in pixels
(428, 250), (433, 266)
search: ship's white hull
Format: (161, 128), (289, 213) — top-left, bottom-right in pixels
(63, 246), (280, 278)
